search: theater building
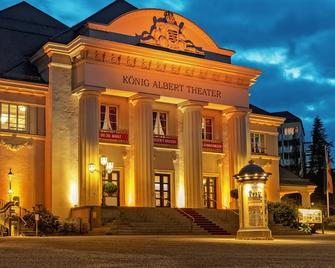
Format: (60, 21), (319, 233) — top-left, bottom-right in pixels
(0, 0), (312, 219)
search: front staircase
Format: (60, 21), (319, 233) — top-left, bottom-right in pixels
(178, 208), (230, 235)
(87, 207), (234, 236)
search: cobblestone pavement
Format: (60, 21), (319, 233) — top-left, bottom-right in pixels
(0, 233), (335, 267)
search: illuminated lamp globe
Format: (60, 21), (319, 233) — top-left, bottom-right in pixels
(106, 161), (114, 174)
(100, 156), (108, 166)
(88, 163), (96, 173)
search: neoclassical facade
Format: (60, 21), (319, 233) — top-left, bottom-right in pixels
(0, 1), (313, 219)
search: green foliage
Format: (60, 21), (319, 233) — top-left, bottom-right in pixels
(298, 223), (312, 234)
(308, 116), (333, 195)
(23, 204), (61, 234)
(268, 202), (298, 228)
(104, 182), (118, 196)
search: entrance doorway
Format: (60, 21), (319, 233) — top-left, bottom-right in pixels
(103, 170), (120, 206)
(155, 173), (171, 207)
(203, 177), (217, 208)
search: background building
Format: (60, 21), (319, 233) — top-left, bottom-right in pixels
(271, 111), (305, 177)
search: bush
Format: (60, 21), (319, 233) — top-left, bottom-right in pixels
(299, 223), (312, 234)
(268, 202), (298, 228)
(23, 204), (61, 234)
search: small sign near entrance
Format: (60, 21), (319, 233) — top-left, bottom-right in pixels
(99, 130), (128, 144)
(298, 209), (322, 224)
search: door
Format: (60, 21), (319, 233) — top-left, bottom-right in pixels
(155, 173), (171, 207)
(203, 177), (217, 208)
(103, 171), (120, 206)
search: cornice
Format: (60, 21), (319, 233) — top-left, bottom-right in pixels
(249, 113), (285, 127)
(0, 78), (48, 96)
(33, 36), (261, 89)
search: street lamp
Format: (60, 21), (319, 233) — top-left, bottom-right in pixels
(88, 156), (114, 206)
(8, 168), (13, 201)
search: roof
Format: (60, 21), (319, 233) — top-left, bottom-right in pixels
(280, 166), (314, 186)
(50, 0), (137, 44)
(0, 1), (68, 82)
(249, 104), (271, 116)
(270, 111), (305, 135)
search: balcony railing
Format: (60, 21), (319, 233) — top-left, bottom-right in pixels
(154, 134), (178, 148)
(251, 146), (266, 155)
(99, 130), (129, 144)
(202, 140), (223, 153)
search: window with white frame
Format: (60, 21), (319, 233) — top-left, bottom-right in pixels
(202, 117), (213, 140)
(153, 111), (167, 135)
(284, 127), (298, 135)
(100, 105), (117, 131)
(251, 133), (266, 154)
(0, 103), (28, 132)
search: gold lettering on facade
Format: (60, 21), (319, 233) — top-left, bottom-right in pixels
(122, 75), (222, 99)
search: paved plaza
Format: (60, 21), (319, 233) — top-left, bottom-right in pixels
(0, 233), (334, 267)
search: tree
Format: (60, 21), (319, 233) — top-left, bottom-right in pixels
(308, 116), (332, 197)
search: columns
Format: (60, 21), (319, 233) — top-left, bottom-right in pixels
(179, 101), (206, 208)
(224, 107), (250, 208)
(78, 90), (100, 206)
(130, 93), (158, 207)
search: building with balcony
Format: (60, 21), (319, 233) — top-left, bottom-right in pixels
(0, 1), (315, 220)
(271, 111), (305, 177)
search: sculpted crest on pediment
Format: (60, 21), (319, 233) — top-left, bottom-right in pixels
(137, 11), (205, 55)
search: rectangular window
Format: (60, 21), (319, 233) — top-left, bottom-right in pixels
(0, 103), (27, 132)
(202, 117), (213, 140)
(251, 133), (266, 154)
(100, 105), (117, 131)
(284, 127), (295, 135)
(153, 111), (167, 135)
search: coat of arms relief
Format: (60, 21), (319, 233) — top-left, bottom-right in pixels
(137, 11), (205, 55)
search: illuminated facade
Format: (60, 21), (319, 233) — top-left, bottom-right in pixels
(0, 1), (310, 219)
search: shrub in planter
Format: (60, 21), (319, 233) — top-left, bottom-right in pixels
(104, 182), (118, 196)
(268, 202), (298, 228)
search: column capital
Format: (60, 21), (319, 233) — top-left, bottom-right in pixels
(178, 100), (208, 111)
(223, 106), (251, 120)
(129, 92), (160, 104)
(74, 85), (105, 95)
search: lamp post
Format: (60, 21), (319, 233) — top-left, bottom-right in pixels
(88, 156), (114, 206)
(234, 160), (272, 240)
(8, 168), (13, 202)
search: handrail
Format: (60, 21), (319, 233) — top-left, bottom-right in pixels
(165, 200), (195, 232)
(204, 196), (239, 216)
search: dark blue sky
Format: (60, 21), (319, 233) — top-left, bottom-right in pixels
(2, 0), (334, 148)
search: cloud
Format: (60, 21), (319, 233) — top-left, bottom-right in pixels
(234, 47), (287, 65)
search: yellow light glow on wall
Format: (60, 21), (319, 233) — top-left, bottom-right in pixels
(176, 176), (185, 208)
(126, 170), (135, 207)
(69, 180), (78, 207)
